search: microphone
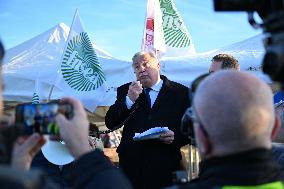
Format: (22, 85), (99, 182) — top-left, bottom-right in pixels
(89, 96), (141, 137)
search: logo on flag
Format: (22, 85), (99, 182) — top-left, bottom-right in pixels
(32, 92), (40, 104)
(55, 10), (107, 112)
(145, 18), (154, 47)
(61, 32), (105, 91)
(32, 79), (41, 104)
(160, 0), (191, 48)
(142, 0), (166, 54)
(142, 0), (195, 58)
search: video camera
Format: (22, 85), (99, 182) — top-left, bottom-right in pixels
(214, 0), (284, 85)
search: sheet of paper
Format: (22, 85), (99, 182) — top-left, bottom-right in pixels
(133, 127), (169, 141)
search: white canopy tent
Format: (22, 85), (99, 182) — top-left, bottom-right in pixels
(3, 23), (269, 107)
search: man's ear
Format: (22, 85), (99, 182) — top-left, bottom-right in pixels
(271, 113), (281, 140)
(195, 124), (212, 158)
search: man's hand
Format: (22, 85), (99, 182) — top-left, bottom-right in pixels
(159, 130), (175, 144)
(11, 133), (46, 171)
(55, 97), (92, 159)
(127, 81), (143, 103)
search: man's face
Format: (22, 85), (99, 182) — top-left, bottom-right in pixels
(132, 54), (160, 88)
(209, 61), (222, 73)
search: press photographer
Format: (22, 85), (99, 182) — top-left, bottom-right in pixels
(214, 0), (284, 85)
(165, 1), (284, 188)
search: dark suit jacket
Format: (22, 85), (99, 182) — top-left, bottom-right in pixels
(105, 75), (190, 189)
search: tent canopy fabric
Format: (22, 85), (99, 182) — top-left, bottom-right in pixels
(3, 23), (268, 107)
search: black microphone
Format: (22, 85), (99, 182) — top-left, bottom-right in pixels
(89, 96), (142, 137)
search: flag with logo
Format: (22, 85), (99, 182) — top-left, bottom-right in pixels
(142, 0), (196, 58)
(32, 79), (41, 104)
(142, 0), (166, 55)
(55, 10), (106, 112)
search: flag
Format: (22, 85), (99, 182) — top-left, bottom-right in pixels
(142, 0), (166, 55)
(32, 79), (41, 104)
(55, 10), (107, 112)
(142, 0), (196, 58)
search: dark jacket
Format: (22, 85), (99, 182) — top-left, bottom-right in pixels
(31, 151), (74, 189)
(105, 75), (190, 189)
(165, 149), (284, 189)
(69, 149), (133, 189)
(0, 150), (132, 189)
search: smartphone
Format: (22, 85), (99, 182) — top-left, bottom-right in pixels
(15, 102), (73, 135)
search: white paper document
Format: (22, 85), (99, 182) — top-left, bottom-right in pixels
(133, 127), (169, 141)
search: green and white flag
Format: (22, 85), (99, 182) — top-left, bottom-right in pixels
(56, 10), (106, 112)
(32, 79), (41, 104)
(142, 0), (196, 58)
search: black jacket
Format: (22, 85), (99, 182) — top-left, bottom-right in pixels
(70, 149), (133, 189)
(0, 150), (132, 189)
(165, 149), (284, 189)
(105, 75), (190, 189)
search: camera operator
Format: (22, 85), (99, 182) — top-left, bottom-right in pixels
(165, 70), (284, 189)
(0, 40), (133, 189)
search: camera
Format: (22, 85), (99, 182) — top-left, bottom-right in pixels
(15, 102), (73, 135)
(181, 73), (210, 144)
(214, 0), (284, 84)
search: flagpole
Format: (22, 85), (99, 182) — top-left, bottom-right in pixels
(47, 9), (79, 102)
(47, 85), (55, 102)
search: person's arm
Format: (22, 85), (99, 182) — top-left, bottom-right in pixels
(11, 133), (46, 171)
(105, 83), (141, 130)
(55, 97), (133, 189)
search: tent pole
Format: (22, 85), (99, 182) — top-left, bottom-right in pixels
(47, 84), (55, 102)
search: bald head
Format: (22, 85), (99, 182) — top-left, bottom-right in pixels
(193, 71), (275, 156)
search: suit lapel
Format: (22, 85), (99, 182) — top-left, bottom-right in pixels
(151, 76), (172, 111)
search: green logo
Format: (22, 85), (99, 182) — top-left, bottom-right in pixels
(32, 93), (39, 104)
(61, 32), (105, 91)
(159, 0), (191, 48)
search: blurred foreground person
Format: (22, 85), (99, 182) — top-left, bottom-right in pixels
(166, 70), (284, 189)
(0, 40), (133, 189)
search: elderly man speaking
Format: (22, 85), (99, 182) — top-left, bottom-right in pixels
(106, 51), (190, 189)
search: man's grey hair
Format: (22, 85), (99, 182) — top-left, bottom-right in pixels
(132, 51), (158, 62)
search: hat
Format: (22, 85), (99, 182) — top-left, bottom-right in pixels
(41, 137), (74, 165)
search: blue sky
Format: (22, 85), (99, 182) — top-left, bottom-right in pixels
(0, 0), (261, 61)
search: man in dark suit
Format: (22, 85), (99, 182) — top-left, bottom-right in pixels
(105, 51), (190, 189)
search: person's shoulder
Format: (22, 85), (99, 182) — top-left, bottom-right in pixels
(117, 82), (131, 92)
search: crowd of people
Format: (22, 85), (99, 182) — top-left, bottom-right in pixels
(1, 38), (284, 189)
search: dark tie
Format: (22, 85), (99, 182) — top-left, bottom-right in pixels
(145, 88), (152, 108)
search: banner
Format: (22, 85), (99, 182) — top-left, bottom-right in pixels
(142, 0), (166, 55)
(55, 10), (107, 112)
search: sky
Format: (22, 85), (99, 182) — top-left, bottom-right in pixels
(0, 0), (262, 61)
